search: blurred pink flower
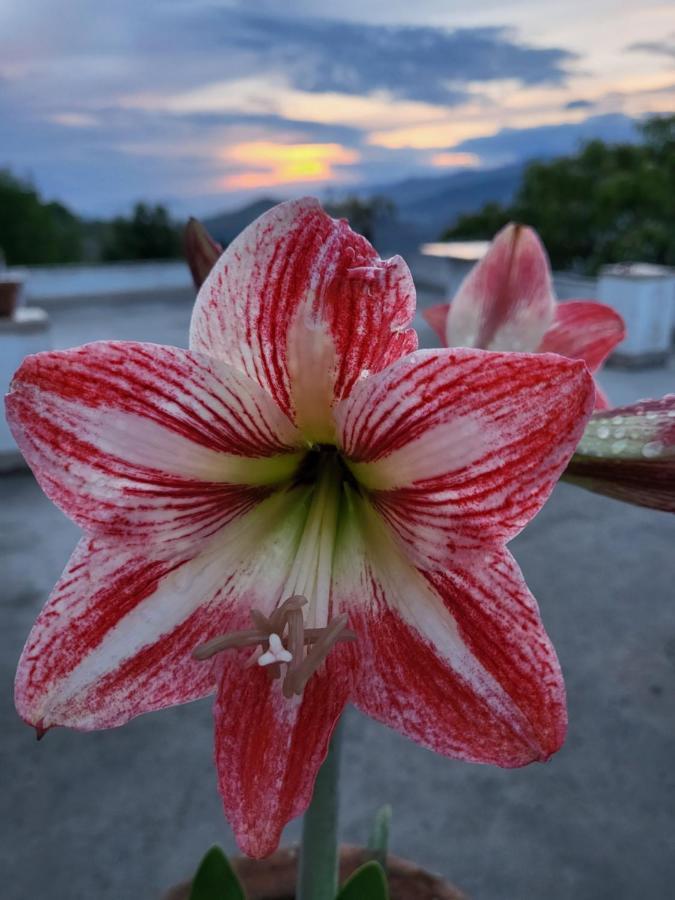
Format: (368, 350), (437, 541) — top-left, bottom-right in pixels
(424, 223), (625, 409)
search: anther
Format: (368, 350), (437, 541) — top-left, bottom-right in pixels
(192, 596), (356, 698)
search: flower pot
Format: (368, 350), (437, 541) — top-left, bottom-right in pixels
(0, 276), (23, 318)
(165, 845), (466, 900)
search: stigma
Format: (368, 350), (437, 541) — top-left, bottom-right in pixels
(192, 595), (356, 698)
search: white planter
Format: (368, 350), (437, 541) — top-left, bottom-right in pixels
(597, 264), (675, 366)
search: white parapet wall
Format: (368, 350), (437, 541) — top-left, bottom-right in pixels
(22, 260), (193, 304)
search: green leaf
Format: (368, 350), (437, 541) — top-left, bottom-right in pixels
(367, 805), (392, 867)
(335, 861), (389, 900)
(189, 846), (246, 900)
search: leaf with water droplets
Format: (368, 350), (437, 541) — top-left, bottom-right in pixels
(564, 395), (675, 512)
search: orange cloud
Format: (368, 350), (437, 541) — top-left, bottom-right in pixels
(221, 142), (359, 189)
(430, 151), (480, 168)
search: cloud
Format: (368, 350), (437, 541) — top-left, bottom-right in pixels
(452, 113), (639, 166)
(203, 14), (576, 105)
(565, 99), (593, 110)
(627, 38), (675, 61)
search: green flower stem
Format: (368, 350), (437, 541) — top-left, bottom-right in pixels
(297, 718), (343, 900)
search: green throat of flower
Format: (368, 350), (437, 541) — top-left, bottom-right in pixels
(192, 444), (365, 698)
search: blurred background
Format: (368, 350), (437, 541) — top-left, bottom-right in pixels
(1, 2), (674, 898)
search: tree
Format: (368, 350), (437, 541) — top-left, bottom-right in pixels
(102, 202), (182, 261)
(325, 195), (396, 244)
(0, 170), (83, 265)
(441, 114), (675, 274)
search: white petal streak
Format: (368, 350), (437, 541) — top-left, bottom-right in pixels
(16, 487), (310, 730)
(7, 342), (303, 543)
(337, 492), (565, 765)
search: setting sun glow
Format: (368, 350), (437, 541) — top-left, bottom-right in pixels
(221, 142), (360, 189)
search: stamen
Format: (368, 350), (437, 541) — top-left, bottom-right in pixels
(284, 613), (355, 697)
(192, 629), (266, 661)
(191, 596), (356, 697)
(269, 595), (307, 633)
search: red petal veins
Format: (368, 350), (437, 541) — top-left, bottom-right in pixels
(350, 551), (566, 766)
(538, 300), (625, 373)
(447, 224), (555, 351)
(15, 538), (227, 730)
(213, 643), (355, 858)
(6, 342), (301, 544)
(421, 302), (450, 343)
(189, 198), (417, 422)
(337, 348), (594, 554)
(333, 498), (566, 766)
(15, 488), (313, 731)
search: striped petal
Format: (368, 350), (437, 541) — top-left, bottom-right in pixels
(213, 643), (355, 858)
(190, 198), (417, 435)
(338, 348), (594, 556)
(6, 342), (302, 545)
(446, 224), (555, 352)
(538, 301), (625, 372)
(339, 491), (565, 766)
(15, 488), (312, 732)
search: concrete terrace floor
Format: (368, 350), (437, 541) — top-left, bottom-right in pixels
(2, 288), (675, 900)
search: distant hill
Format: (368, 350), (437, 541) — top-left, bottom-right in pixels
(199, 165), (523, 257)
(362, 163), (524, 247)
(203, 197), (281, 245)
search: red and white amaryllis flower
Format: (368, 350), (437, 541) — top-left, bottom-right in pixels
(423, 223), (625, 409)
(7, 199), (594, 857)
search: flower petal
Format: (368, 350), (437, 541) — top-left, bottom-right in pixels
(421, 302), (450, 343)
(189, 198), (417, 428)
(538, 300), (625, 372)
(15, 488), (312, 732)
(564, 395), (675, 512)
(6, 342), (302, 544)
(338, 491), (565, 765)
(338, 348), (594, 556)
(213, 644), (354, 858)
(446, 224), (555, 352)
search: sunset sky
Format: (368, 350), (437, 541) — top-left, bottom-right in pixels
(0, 0), (673, 216)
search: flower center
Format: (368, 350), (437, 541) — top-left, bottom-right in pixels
(193, 448), (361, 697)
(193, 595), (355, 697)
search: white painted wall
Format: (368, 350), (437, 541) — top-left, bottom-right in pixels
(22, 260), (192, 303)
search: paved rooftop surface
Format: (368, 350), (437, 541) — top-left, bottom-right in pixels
(2, 289), (675, 899)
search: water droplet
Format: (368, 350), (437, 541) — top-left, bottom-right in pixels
(597, 425), (611, 439)
(642, 441), (664, 459)
(611, 440), (627, 455)
(646, 412), (659, 420)
(611, 416), (624, 425)
(629, 428), (642, 440)
(613, 427), (626, 439)
(667, 410), (675, 418)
